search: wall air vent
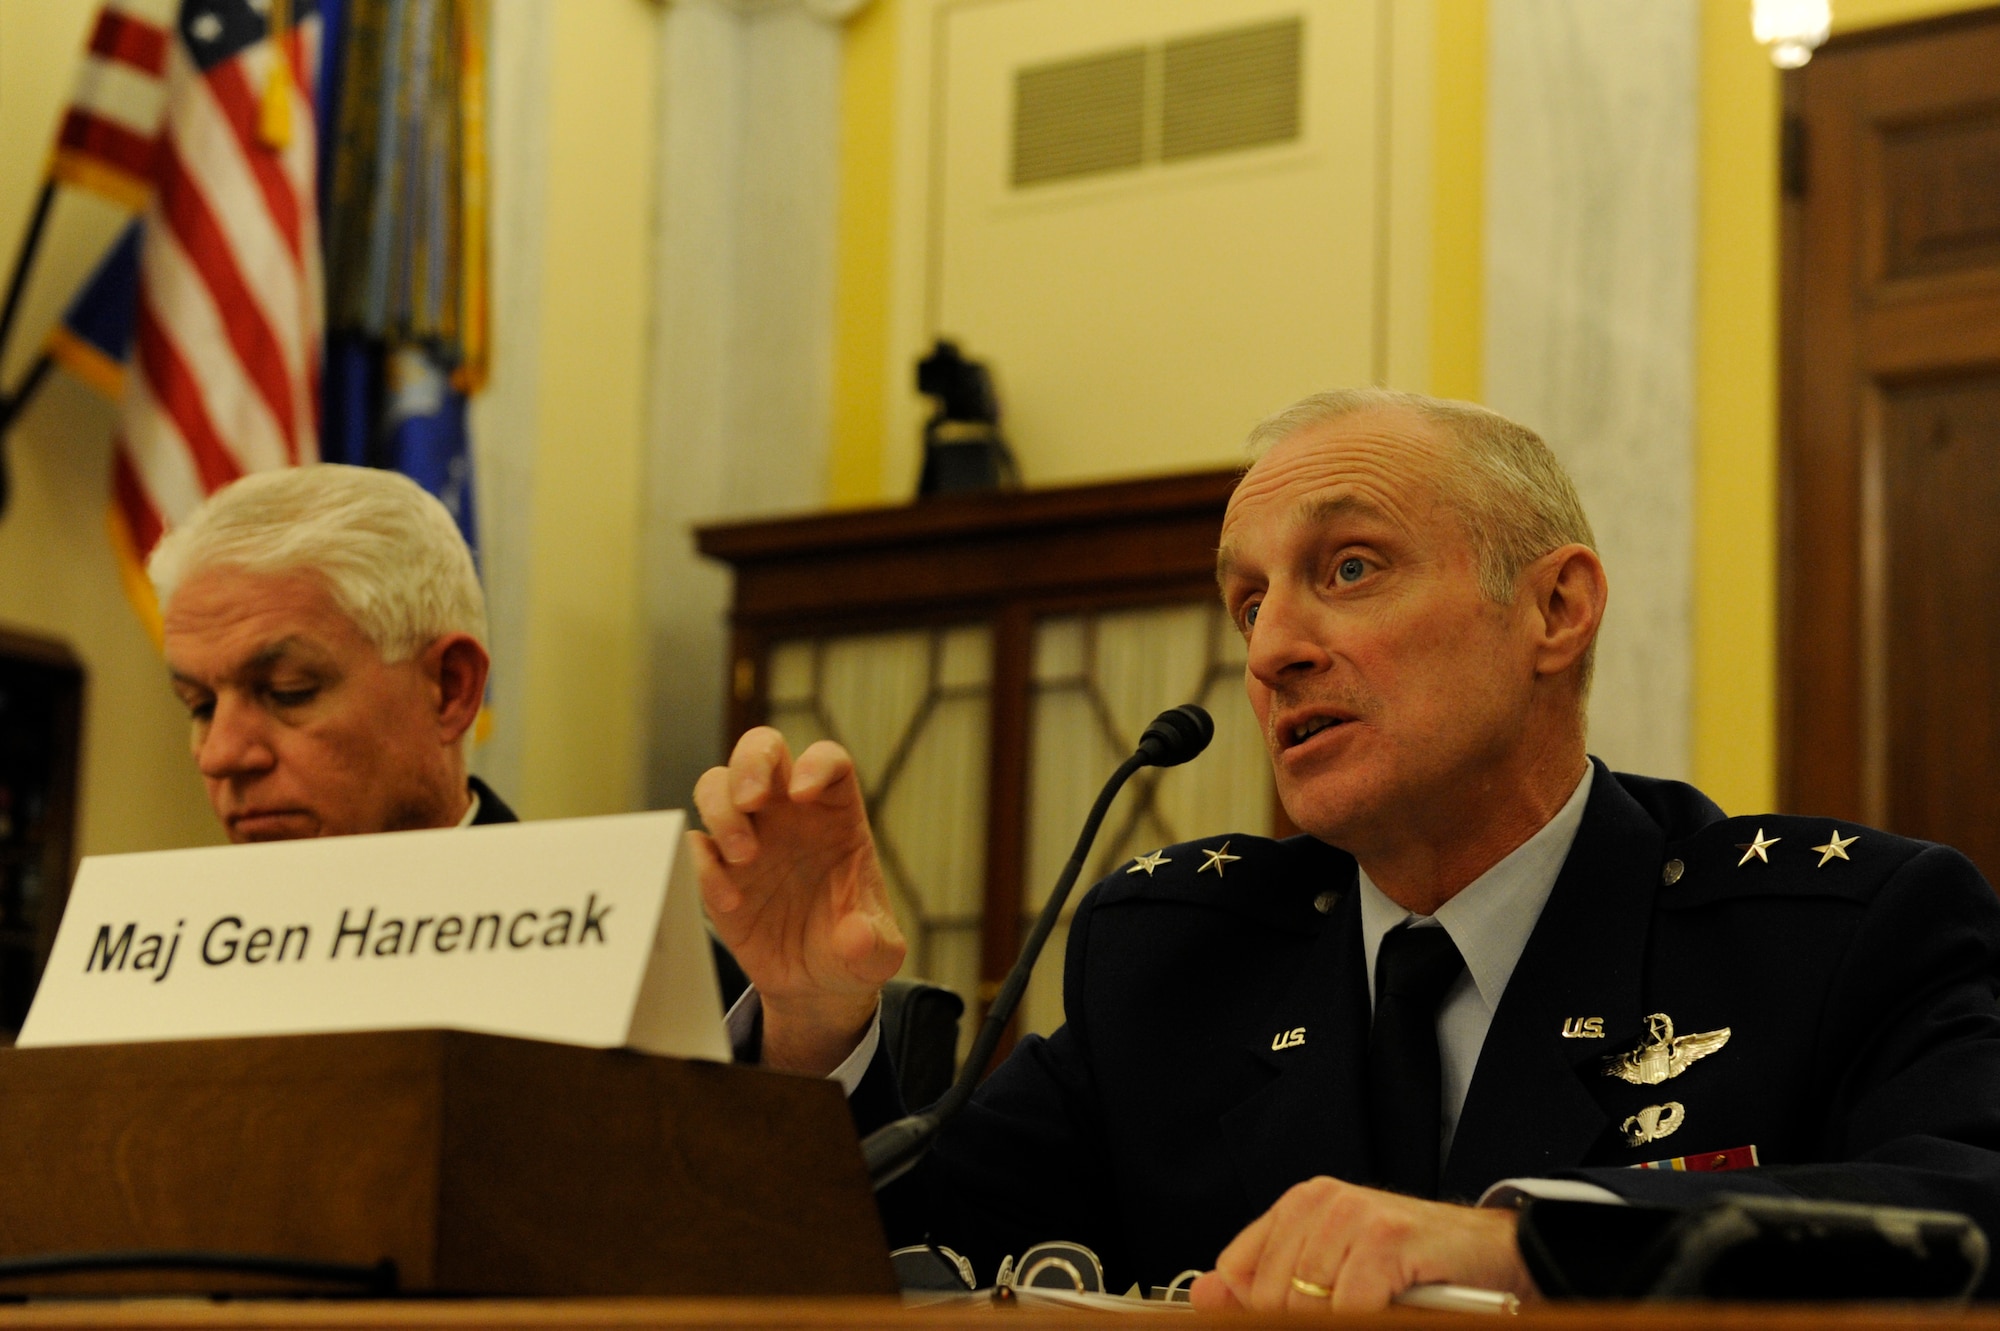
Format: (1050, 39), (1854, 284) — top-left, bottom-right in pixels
(1012, 47), (1148, 187)
(1162, 18), (1302, 162)
(1010, 16), (1303, 189)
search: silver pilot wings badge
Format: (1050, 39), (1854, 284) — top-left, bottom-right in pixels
(1606, 1012), (1731, 1086)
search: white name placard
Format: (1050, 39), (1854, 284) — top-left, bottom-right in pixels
(17, 811), (729, 1061)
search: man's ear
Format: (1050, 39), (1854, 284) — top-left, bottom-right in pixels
(1526, 544), (1607, 679)
(421, 633), (490, 747)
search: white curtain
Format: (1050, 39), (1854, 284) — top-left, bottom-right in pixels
(769, 626), (992, 1055)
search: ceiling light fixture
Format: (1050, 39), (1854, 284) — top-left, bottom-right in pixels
(1752, 0), (1832, 69)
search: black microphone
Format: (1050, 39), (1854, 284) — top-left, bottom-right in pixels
(861, 703), (1215, 1189)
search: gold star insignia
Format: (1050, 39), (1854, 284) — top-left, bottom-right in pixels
(1127, 849), (1171, 876)
(1735, 828), (1780, 866)
(1199, 841), (1241, 876)
(1811, 829), (1858, 868)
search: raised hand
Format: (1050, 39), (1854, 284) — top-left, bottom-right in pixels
(690, 727), (907, 1075)
(1187, 1176), (1536, 1312)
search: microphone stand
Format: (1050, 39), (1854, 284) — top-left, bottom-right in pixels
(861, 705), (1211, 1189)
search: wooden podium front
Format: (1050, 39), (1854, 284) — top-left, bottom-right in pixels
(0, 1031), (897, 1298)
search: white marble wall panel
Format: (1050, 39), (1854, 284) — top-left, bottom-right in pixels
(1483, 0), (1698, 781)
(467, 0), (553, 801)
(641, 0), (859, 812)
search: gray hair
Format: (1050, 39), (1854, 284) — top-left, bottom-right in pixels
(149, 465), (487, 663)
(1246, 388), (1597, 693)
(1246, 388), (1596, 604)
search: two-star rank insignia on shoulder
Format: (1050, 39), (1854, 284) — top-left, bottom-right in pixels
(1658, 814), (1920, 923)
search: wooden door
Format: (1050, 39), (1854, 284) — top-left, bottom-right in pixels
(1783, 9), (2000, 883)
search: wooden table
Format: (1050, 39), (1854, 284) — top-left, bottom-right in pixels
(0, 1299), (1992, 1330)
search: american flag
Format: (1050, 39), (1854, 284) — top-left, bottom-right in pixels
(110, 0), (323, 586)
(50, 1), (175, 211)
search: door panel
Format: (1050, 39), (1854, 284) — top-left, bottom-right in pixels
(1882, 374), (2000, 880)
(1784, 9), (2000, 886)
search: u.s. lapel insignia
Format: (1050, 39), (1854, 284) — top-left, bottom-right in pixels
(1811, 830), (1858, 868)
(1271, 1026), (1306, 1051)
(1198, 841), (1241, 876)
(1621, 1101), (1684, 1146)
(1561, 1017), (1606, 1039)
(1735, 828), (1780, 866)
(1127, 849), (1171, 876)
(1606, 1013), (1730, 1085)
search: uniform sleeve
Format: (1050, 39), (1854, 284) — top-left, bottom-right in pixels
(873, 880), (1121, 1286)
(1558, 845), (2000, 1293)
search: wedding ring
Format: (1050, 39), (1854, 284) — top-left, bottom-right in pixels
(1289, 1275), (1332, 1299)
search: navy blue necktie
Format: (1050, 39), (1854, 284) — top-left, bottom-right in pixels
(1368, 922), (1466, 1198)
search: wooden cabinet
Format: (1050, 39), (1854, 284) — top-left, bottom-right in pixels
(697, 470), (1280, 1042)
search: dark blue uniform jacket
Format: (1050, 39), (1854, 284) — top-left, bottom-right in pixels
(864, 761), (2000, 1293)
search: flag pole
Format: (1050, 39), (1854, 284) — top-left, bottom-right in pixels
(0, 354), (54, 436)
(0, 179), (58, 387)
(0, 351), (53, 519)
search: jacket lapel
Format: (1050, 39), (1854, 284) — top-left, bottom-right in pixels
(1219, 852), (1375, 1210)
(1440, 762), (1664, 1199)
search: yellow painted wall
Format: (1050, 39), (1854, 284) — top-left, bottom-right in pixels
(0, 0), (223, 856)
(515, 0), (658, 819)
(823, 0), (1488, 496)
(1429, 0), (1484, 404)
(1833, 0), (1993, 27)
(828, 0), (900, 507)
(1691, 0), (1781, 815)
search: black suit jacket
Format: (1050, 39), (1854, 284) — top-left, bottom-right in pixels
(870, 761), (2000, 1293)
(465, 778), (750, 1010)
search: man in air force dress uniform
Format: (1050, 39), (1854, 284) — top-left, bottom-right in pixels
(691, 388), (2000, 1308)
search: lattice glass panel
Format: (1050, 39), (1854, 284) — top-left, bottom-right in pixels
(1020, 601), (1272, 1036)
(763, 627), (992, 1045)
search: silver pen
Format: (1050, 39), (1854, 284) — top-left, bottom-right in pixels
(1393, 1282), (1522, 1314)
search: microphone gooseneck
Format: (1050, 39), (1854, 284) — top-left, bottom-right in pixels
(861, 703), (1215, 1189)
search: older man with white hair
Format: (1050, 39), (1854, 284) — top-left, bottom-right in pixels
(152, 465), (502, 840)
(151, 463), (759, 1017)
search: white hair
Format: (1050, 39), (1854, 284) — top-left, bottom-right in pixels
(149, 465), (486, 663)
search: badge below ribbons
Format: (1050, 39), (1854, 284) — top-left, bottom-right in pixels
(1633, 1144), (1760, 1173)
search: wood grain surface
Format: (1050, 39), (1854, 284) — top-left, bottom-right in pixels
(0, 1296), (1987, 1331)
(0, 1033), (894, 1298)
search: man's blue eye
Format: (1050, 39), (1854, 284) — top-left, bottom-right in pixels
(1244, 604), (1260, 628)
(1337, 557), (1366, 583)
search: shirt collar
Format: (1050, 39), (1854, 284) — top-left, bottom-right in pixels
(1355, 762), (1595, 1011)
(457, 788), (481, 827)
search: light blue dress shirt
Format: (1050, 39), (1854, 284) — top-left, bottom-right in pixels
(1356, 763), (1595, 1159)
